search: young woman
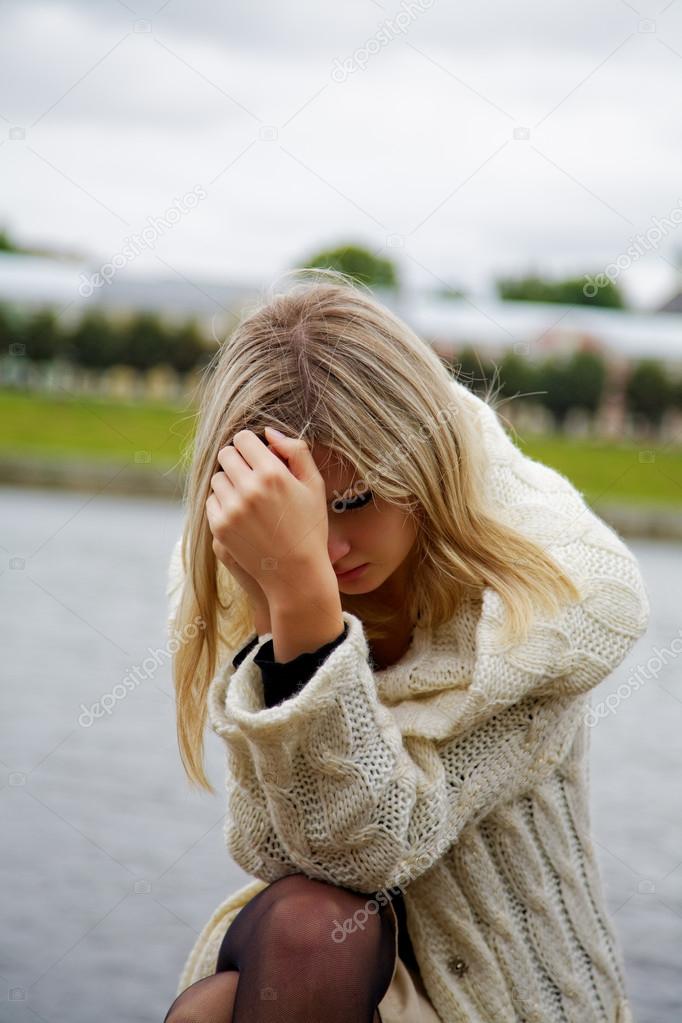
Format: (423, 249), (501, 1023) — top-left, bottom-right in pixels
(163, 270), (649, 1023)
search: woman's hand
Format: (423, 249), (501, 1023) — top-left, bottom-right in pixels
(205, 427), (337, 609)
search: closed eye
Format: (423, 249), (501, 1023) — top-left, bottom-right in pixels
(330, 489), (373, 513)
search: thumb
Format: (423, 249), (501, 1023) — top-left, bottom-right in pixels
(264, 426), (317, 483)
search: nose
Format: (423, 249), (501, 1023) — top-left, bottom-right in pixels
(327, 522), (351, 569)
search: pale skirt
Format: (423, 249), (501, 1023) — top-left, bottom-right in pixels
(376, 894), (441, 1023)
(175, 877), (441, 1022)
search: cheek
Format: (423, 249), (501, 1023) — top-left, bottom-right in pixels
(354, 507), (416, 558)
(338, 511), (383, 554)
(390, 511), (419, 557)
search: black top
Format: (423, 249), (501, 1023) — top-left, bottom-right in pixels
(230, 626), (419, 973)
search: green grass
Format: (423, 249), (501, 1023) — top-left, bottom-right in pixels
(1, 388), (681, 507)
(520, 434), (682, 509)
(0, 388), (196, 468)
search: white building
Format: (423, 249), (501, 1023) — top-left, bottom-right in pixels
(1, 252), (681, 369)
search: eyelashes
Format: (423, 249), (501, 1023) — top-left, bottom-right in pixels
(331, 489), (373, 513)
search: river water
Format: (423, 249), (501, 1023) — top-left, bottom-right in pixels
(1, 485), (680, 1022)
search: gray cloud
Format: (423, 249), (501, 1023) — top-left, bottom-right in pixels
(1, 0), (680, 307)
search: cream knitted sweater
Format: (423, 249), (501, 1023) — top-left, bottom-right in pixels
(166, 380), (650, 1023)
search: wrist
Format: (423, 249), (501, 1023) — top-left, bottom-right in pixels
(262, 559), (339, 611)
(270, 612), (345, 663)
(268, 585), (344, 664)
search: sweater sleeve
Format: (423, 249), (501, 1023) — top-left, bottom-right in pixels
(209, 613), (585, 894)
(207, 539), (648, 896)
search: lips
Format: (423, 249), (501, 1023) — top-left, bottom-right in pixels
(334, 563), (366, 577)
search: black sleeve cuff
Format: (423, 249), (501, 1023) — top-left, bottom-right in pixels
(256, 623), (349, 708)
(231, 634), (259, 670)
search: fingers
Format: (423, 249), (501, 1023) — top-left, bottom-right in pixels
(216, 440), (253, 487)
(230, 429), (280, 472)
(209, 466), (233, 504)
(204, 492), (223, 535)
(205, 485), (262, 564)
(215, 432), (288, 501)
(205, 490), (240, 548)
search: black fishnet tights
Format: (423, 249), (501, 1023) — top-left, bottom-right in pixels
(163, 873), (398, 1023)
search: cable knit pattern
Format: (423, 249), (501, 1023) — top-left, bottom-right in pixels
(166, 379), (649, 1023)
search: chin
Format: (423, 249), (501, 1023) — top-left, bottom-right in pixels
(338, 580), (375, 592)
(336, 564), (376, 589)
(340, 572), (386, 595)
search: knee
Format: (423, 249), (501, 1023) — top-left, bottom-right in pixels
(163, 972), (239, 1023)
(261, 873), (387, 959)
(164, 1005), (190, 1023)
(164, 996), (191, 1023)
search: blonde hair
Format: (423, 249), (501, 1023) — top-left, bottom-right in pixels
(170, 268), (581, 792)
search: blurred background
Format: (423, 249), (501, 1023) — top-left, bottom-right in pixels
(1, 1), (681, 1020)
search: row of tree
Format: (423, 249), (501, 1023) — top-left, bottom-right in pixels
(301, 244), (628, 307)
(2, 302), (681, 429)
(455, 347), (682, 429)
(0, 305), (209, 374)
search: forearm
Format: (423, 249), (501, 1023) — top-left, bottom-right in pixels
(267, 570), (344, 663)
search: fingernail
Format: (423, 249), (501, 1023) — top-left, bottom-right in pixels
(267, 427), (286, 438)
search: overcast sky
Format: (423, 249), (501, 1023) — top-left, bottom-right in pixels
(2, 0), (682, 308)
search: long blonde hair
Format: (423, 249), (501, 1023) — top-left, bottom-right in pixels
(170, 268), (581, 792)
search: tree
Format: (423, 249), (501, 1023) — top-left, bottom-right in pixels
(565, 350), (606, 415)
(65, 311), (124, 369)
(0, 303), (17, 352)
(118, 312), (172, 371)
(451, 346), (494, 396)
(0, 228), (21, 253)
(301, 243), (399, 290)
(21, 308), (62, 362)
(496, 350), (541, 402)
(169, 319), (208, 373)
(671, 372), (682, 411)
(625, 359), (673, 428)
(496, 273), (626, 309)
(538, 350), (607, 427)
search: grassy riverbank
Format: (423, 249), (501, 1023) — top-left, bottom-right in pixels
(1, 388), (681, 508)
(0, 387), (196, 467)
